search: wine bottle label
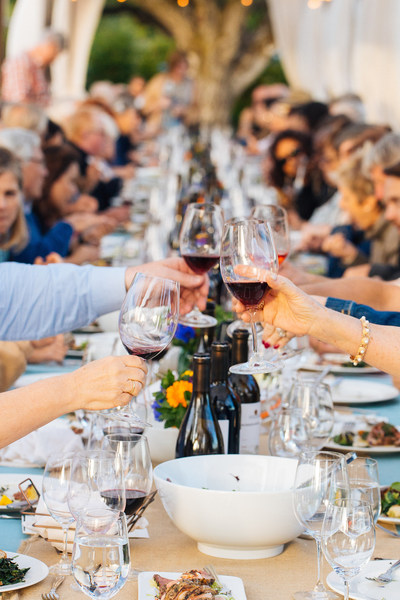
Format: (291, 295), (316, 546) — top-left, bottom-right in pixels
(217, 419), (229, 454)
(239, 402), (261, 454)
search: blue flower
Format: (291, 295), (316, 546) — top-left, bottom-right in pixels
(151, 398), (163, 422)
(174, 324), (196, 343)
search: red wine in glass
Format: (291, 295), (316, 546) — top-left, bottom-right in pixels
(278, 252), (288, 266)
(226, 280), (270, 308)
(122, 343), (166, 361)
(182, 254), (219, 275)
(101, 488), (148, 515)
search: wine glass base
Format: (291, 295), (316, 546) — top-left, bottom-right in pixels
(229, 360), (280, 375)
(101, 408), (151, 428)
(178, 312), (217, 328)
(49, 561), (72, 575)
(293, 591), (339, 600)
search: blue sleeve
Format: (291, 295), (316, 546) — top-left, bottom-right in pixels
(0, 263), (126, 340)
(326, 297), (400, 327)
(11, 214), (74, 263)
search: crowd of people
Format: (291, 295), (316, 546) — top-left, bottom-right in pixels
(3, 27), (400, 448)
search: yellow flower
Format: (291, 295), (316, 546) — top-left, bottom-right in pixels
(166, 380), (192, 408)
(181, 370), (193, 378)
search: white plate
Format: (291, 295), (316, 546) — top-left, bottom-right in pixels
(327, 560), (400, 600)
(0, 473), (41, 513)
(331, 379), (398, 405)
(138, 571), (246, 600)
(326, 440), (400, 454)
(301, 353), (380, 375)
(0, 551), (49, 592)
(379, 514), (400, 525)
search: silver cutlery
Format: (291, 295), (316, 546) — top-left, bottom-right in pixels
(366, 559), (400, 585)
(41, 575), (65, 600)
(203, 564), (231, 595)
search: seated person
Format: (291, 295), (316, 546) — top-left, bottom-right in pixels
(0, 147), (28, 262)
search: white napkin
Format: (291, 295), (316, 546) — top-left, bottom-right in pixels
(24, 496), (149, 553)
(0, 420), (83, 466)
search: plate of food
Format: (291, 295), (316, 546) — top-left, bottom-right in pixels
(327, 559), (400, 600)
(327, 421), (400, 454)
(330, 379), (398, 405)
(138, 570), (246, 600)
(0, 474), (40, 515)
(301, 353), (380, 375)
(0, 551), (49, 592)
(379, 482), (400, 524)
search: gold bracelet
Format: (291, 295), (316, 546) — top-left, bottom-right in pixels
(350, 316), (371, 366)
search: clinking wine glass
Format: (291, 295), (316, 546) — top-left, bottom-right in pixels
(251, 204), (290, 266)
(293, 450), (349, 600)
(321, 499), (375, 600)
(179, 202), (224, 328)
(220, 217), (279, 374)
(105, 273), (179, 424)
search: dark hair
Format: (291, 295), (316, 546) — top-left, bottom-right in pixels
(332, 123), (389, 154)
(384, 161), (400, 178)
(33, 143), (80, 230)
(288, 101), (329, 131)
(44, 119), (65, 145)
(267, 129), (313, 188)
(313, 114), (353, 153)
(262, 96), (284, 110)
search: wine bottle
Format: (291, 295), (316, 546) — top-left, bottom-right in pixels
(197, 300), (216, 353)
(228, 329), (261, 454)
(210, 341), (240, 454)
(176, 353), (224, 458)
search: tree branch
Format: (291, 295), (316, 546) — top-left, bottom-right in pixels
(216, 0), (247, 67)
(231, 23), (275, 97)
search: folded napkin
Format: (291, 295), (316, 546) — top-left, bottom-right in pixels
(24, 496), (149, 553)
(0, 419), (83, 466)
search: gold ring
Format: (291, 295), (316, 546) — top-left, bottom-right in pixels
(131, 380), (137, 395)
(277, 328), (287, 338)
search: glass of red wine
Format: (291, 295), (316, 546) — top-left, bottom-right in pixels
(103, 432), (152, 580)
(251, 204), (290, 266)
(220, 217), (279, 374)
(179, 202), (224, 328)
(104, 273), (179, 424)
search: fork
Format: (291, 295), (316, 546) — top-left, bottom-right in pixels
(366, 559), (400, 585)
(41, 575), (65, 600)
(203, 564), (231, 595)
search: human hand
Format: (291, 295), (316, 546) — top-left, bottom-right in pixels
(322, 233), (357, 261)
(126, 257), (209, 314)
(231, 266), (326, 342)
(34, 252), (64, 265)
(29, 334), (68, 364)
(80, 219), (116, 245)
(65, 212), (109, 233)
(69, 355), (147, 412)
(343, 264), (371, 278)
(68, 194), (99, 214)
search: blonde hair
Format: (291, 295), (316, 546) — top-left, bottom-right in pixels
(2, 104), (48, 136)
(337, 150), (375, 202)
(0, 148), (28, 252)
(63, 108), (103, 145)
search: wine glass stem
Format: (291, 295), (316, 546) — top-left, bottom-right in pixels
(344, 578), (350, 600)
(315, 538), (323, 590)
(61, 524), (70, 565)
(249, 311), (259, 358)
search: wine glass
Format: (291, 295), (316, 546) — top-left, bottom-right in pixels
(251, 204), (290, 266)
(72, 513), (130, 599)
(220, 217), (279, 374)
(107, 273), (179, 423)
(179, 202), (224, 327)
(287, 379), (334, 450)
(322, 499), (375, 600)
(42, 453), (75, 574)
(103, 432), (153, 579)
(68, 451), (126, 534)
(293, 450), (349, 600)
(268, 407), (311, 457)
(345, 457), (381, 524)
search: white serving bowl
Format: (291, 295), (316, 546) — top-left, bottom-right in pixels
(154, 454), (302, 560)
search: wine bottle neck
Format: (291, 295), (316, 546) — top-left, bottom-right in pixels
(211, 352), (229, 384)
(192, 354), (211, 394)
(231, 337), (249, 365)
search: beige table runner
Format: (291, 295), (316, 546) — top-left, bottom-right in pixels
(12, 495), (399, 600)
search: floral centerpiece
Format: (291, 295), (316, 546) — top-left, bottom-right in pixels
(152, 369), (193, 429)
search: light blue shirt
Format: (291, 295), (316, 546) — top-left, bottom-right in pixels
(0, 263), (126, 340)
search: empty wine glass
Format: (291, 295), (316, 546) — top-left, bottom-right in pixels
(42, 453), (74, 574)
(344, 457), (381, 524)
(107, 273), (179, 423)
(268, 407), (311, 457)
(293, 450), (349, 600)
(322, 499), (375, 600)
(287, 379), (334, 450)
(220, 217), (279, 374)
(251, 204), (290, 266)
(72, 513), (130, 599)
(179, 202), (224, 328)
(68, 451), (125, 534)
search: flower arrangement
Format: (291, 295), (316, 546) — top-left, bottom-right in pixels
(152, 369), (193, 429)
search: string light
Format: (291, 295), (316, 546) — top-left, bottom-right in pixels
(177, 0), (189, 6)
(241, 0), (253, 5)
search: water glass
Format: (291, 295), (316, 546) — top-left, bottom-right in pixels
(268, 408), (311, 457)
(322, 499), (375, 600)
(344, 457), (381, 523)
(72, 514), (130, 599)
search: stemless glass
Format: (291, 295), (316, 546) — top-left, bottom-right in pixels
(42, 453), (74, 574)
(345, 457), (381, 523)
(322, 499), (375, 600)
(287, 379), (334, 450)
(251, 204), (290, 266)
(72, 513), (130, 600)
(106, 273), (179, 423)
(293, 450), (349, 600)
(220, 217), (279, 374)
(179, 202), (224, 328)
(68, 451), (125, 534)
(268, 407), (311, 457)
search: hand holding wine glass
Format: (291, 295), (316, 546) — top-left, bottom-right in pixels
(252, 204), (290, 266)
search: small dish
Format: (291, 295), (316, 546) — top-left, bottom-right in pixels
(138, 571), (246, 600)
